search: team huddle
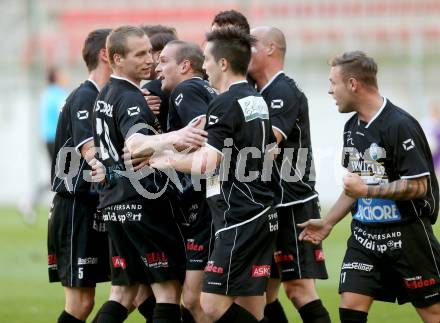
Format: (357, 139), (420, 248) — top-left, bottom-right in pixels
(47, 9), (440, 323)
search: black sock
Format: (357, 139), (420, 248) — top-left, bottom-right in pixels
(138, 295), (156, 322)
(153, 303), (182, 323)
(96, 300), (128, 323)
(264, 299), (288, 323)
(181, 306), (196, 323)
(57, 311), (84, 323)
(298, 299), (331, 323)
(216, 303), (258, 323)
(339, 308), (368, 323)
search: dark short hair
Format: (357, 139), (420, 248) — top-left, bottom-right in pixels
(150, 32), (178, 53)
(167, 40), (205, 76)
(140, 24), (177, 38)
(330, 51), (378, 88)
(82, 28), (112, 72)
(107, 26), (145, 68)
(212, 10), (250, 34)
(205, 27), (255, 76)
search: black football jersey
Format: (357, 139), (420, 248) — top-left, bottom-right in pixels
(205, 81), (274, 229)
(342, 98), (439, 225)
(168, 77), (217, 131)
(260, 72), (318, 207)
(51, 79), (99, 195)
(93, 75), (167, 208)
(142, 79), (169, 132)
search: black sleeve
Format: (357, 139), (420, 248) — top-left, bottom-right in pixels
(70, 90), (97, 152)
(205, 98), (240, 154)
(389, 120), (430, 178)
(116, 93), (156, 140)
(171, 84), (209, 126)
(267, 85), (300, 140)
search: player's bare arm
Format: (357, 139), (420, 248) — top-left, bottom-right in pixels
(125, 121), (207, 157)
(298, 192), (356, 244)
(149, 145), (220, 175)
(343, 172), (428, 200)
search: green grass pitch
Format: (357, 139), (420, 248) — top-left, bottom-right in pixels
(0, 206), (436, 322)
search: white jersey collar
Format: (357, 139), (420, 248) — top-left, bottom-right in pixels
(260, 70), (285, 93)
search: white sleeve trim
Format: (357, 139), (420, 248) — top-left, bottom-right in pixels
(187, 115), (206, 126)
(400, 172), (431, 179)
(75, 137), (93, 155)
(205, 143), (224, 156)
(272, 125), (288, 140)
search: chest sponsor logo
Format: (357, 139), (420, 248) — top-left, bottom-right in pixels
(112, 256), (127, 269)
(353, 198), (401, 223)
(270, 99), (284, 109)
(127, 106), (140, 116)
(342, 262), (374, 272)
(252, 265), (271, 277)
(238, 96), (269, 122)
(77, 110), (89, 120)
(402, 138), (415, 151)
(175, 93), (183, 106)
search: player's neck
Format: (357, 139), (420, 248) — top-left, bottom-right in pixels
(89, 65), (111, 91)
(219, 74), (246, 93)
(113, 71), (141, 88)
(255, 65), (283, 91)
(356, 92), (384, 123)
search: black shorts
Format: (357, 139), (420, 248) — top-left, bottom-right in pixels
(202, 207), (278, 296)
(339, 218), (440, 308)
(271, 198), (328, 281)
(48, 193), (110, 287)
(179, 195), (214, 271)
(103, 195), (186, 286)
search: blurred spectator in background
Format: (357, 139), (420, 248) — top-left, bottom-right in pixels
(40, 67), (68, 159)
(19, 67), (68, 223)
(422, 102), (440, 178)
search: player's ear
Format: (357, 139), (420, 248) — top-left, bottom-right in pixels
(114, 53), (123, 66)
(219, 58), (228, 72)
(348, 77), (358, 92)
(181, 59), (191, 74)
(100, 48), (109, 63)
(267, 42), (276, 56)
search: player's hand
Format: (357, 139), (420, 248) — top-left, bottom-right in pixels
(297, 219), (332, 245)
(343, 173), (368, 198)
(122, 147), (150, 172)
(89, 158), (106, 183)
(172, 118), (208, 150)
(142, 89), (161, 115)
(149, 150), (174, 170)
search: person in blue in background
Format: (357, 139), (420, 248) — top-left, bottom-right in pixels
(40, 67), (68, 159)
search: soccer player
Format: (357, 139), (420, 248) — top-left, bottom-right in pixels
(211, 9), (250, 33)
(155, 40), (217, 323)
(140, 24), (178, 130)
(47, 28), (112, 323)
(91, 25), (207, 323)
(248, 26), (330, 323)
(299, 51), (440, 323)
(150, 27), (277, 323)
